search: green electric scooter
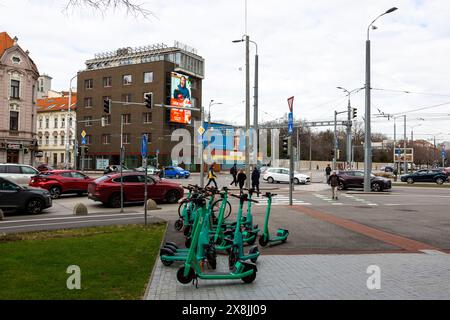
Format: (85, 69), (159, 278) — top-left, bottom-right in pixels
(176, 196), (257, 286)
(258, 192), (289, 247)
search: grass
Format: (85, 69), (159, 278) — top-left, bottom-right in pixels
(0, 223), (166, 300)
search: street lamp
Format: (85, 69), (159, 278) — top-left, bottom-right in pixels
(208, 100), (223, 124)
(364, 7), (398, 192)
(66, 74), (77, 169)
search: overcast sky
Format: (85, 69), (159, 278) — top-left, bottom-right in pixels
(1, 0), (450, 143)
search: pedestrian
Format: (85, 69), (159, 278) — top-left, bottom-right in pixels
(251, 166), (261, 195)
(230, 163), (238, 187)
(328, 171), (339, 200)
(237, 169), (247, 193)
(205, 164), (218, 189)
(325, 164), (332, 184)
(159, 166), (165, 179)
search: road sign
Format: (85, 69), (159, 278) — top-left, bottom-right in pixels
(287, 96), (294, 113)
(395, 148), (401, 155)
(442, 147), (446, 158)
(81, 137), (86, 145)
(141, 134), (148, 158)
(81, 130), (86, 138)
(197, 126), (206, 136)
(288, 112), (294, 136)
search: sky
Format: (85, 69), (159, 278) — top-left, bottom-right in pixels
(1, 0), (450, 144)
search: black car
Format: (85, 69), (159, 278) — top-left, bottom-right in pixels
(337, 171), (392, 192)
(400, 170), (448, 185)
(0, 177), (52, 214)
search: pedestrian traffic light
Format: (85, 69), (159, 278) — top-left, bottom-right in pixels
(144, 92), (153, 109)
(282, 137), (289, 158)
(103, 99), (111, 114)
(352, 108), (357, 119)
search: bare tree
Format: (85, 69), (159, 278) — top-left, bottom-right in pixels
(64, 0), (153, 18)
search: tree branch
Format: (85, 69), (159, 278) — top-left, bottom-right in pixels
(64, 0), (154, 19)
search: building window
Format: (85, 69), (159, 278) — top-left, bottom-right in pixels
(144, 72), (153, 83)
(60, 135), (65, 146)
(10, 111), (19, 131)
(38, 136), (43, 146)
(102, 134), (111, 144)
(69, 117), (73, 128)
(122, 133), (130, 144)
(45, 117), (49, 129)
(123, 74), (132, 85)
(60, 153), (65, 164)
(84, 116), (93, 126)
(39, 118), (43, 129)
(103, 77), (112, 87)
(53, 136), (58, 146)
(142, 112), (152, 124)
(45, 135), (49, 145)
(122, 114), (131, 124)
(121, 93), (132, 104)
(10, 80), (20, 99)
(54, 117), (58, 128)
(84, 97), (93, 108)
(85, 79), (93, 89)
(61, 117), (66, 128)
(86, 135), (92, 145)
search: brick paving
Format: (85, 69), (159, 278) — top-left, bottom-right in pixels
(146, 253), (450, 300)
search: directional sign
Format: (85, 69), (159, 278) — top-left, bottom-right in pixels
(81, 130), (86, 138)
(288, 112), (294, 136)
(81, 137), (86, 145)
(141, 134), (148, 158)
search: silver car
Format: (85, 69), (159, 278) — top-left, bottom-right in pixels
(0, 164), (39, 186)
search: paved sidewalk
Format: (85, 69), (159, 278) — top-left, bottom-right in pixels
(146, 253), (450, 300)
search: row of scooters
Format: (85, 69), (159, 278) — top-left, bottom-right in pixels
(159, 185), (289, 286)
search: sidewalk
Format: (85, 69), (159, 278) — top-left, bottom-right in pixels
(146, 253), (450, 300)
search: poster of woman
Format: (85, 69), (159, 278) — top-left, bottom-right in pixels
(171, 72), (192, 108)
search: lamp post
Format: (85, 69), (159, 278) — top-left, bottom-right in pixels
(364, 7), (398, 192)
(208, 100), (223, 124)
(66, 74), (77, 169)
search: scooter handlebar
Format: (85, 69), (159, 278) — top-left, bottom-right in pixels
(263, 192), (277, 198)
(230, 193), (259, 203)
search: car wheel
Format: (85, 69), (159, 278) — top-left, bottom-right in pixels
(371, 182), (382, 192)
(407, 178), (414, 184)
(166, 190), (179, 204)
(267, 177), (274, 184)
(338, 181), (345, 190)
(49, 186), (62, 199)
(175, 174), (180, 179)
(436, 178), (444, 185)
(108, 193), (122, 208)
(294, 178), (300, 185)
(26, 198), (43, 214)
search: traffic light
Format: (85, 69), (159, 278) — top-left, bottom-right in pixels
(84, 146), (89, 154)
(103, 99), (111, 114)
(352, 108), (357, 119)
(282, 137), (289, 158)
(144, 92), (153, 109)
(331, 149), (335, 157)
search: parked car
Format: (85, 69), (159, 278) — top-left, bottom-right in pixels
(0, 164), (39, 186)
(262, 168), (311, 185)
(37, 164), (54, 172)
(0, 177), (52, 214)
(380, 166), (395, 173)
(162, 166), (190, 179)
(337, 170), (392, 192)
(103, 165), (132, 175)
(29, 170), (95, 199)
(87, 172), (184, 207)
(134, 165), (161, 175)
(400, 170), (448, 185)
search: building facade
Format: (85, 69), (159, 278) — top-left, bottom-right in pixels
(36, 94), (77, 168)
(0, 32), (39, 165)
(37, 74), (52, 99)
(76, 42), (204, 170)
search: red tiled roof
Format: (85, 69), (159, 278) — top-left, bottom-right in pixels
(0, 32), (14, 57)
(36, 95), (77, 113)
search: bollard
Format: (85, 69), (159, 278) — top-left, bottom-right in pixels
(73, 203), (88, 216)
(146, 199), (161, 210)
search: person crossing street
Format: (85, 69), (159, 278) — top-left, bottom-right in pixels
(229, 164), (238, 187)
(205, 164), (218, 189)
(328, 171), (339, 200)
(251, 166), (261, 195)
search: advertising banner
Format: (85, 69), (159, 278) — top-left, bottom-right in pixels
(170, 108), (192, 124)
(170, 72), (192, 108)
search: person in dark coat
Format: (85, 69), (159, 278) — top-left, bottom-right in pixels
(230, 164), (238, 187)
(251, 167), (261, 194)
(325, 164), (332, 184)
(237, 169), (247, 192)
(328, 171), (339, 200)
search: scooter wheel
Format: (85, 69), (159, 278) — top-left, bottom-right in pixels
(242, 265), (257, 284)
(174, 219), (183, 231)
(249, 247), (259, 263)
(162, 259), (174, 266)
(259, 235), (269, 247)
(177, 267), (195, 284)
(183, 225), (192, 237)
(206, 247), (217, 270)
(185, 237), (192, 249)
(164, 244), (178, 252)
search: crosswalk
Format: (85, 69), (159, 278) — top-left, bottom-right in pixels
(249, 193), (381, 207)
(253, 195), (312, 206)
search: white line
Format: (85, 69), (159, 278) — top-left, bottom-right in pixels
(0, 212), (143, 225)
(0, 216), (144, 231)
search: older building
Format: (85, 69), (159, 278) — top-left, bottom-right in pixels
(76, 41), (204, 170)
(36, 94), (77, 168)
(0, 32), (39, 165)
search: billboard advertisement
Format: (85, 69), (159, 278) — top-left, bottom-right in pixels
(170, 108), (192, 124)
(170, 72), (192, 108)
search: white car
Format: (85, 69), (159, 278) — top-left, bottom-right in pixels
(262, 168), (311, 185)
(0, 164), (39, 186)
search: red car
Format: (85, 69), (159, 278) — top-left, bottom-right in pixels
(88, 172), (184, 207)
(29, 170), (94, 199)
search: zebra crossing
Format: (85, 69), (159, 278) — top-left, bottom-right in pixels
(253, 195), (312, 206)
(249, 193), (380, 207)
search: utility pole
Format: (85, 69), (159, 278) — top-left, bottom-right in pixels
(254, 49), (259, 146)
(346, 96), (352, 168)
(404, 115), (407, 174)
(245, 35), (251, 189)
(289, 136), (294, 206)
(200, 105), (205, 188)
(333, 111), (338, 170)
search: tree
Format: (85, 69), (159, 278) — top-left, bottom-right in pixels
(64, 0), (153, 18)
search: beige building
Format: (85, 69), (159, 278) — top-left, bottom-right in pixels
(0, 32), (39, 165)
(36, 94), (77, 168)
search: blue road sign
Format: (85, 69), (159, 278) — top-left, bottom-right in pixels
(81, 137), (86, 145)
(141, 134), (148, 158)
(395, 148), (401, 155)
(288, 112), (294, 135)
(442, 149), (446, 158)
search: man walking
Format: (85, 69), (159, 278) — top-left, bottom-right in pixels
(251, 166), (261, 195)
(237, 169), (247, 193)
(230, 164), (238, 187)
(205, 164), (218, 189)
(328, 171), (339, 200)
(325, 164), (332, 184)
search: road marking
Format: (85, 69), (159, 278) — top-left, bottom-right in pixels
(0, 216), (143, 231)
(0, 212), (143, 225)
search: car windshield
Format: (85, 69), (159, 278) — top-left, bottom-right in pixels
(175, 167), (184, 171)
